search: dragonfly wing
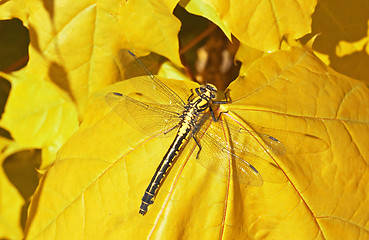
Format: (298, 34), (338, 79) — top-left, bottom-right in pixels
(106, 92), (182, 137)
(118, 50), (192, 108)
(228, 121), (287, 157)
(194, 113), (286, 185)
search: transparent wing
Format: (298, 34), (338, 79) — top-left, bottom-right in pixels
(194, 113), (287, 185)
(229, 109), (329, 154)
(118, 50), (192, 107)
(226, 118), (287, 157)
(106, 92), (182, 137)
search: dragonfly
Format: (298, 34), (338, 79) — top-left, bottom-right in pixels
(106, 50), (286, 215)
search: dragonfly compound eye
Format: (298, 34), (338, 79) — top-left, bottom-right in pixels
(199, 86), (206, 93)
(206, 84), (217, 93)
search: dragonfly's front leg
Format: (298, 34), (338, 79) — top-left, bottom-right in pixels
(209, 106), (228, 122)
(211, 89), (230, 121)
(187, 91), (195, 102)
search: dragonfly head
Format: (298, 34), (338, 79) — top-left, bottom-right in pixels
(197, 84), (218, 100)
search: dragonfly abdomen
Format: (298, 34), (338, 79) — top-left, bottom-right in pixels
(139, 124), (192, 215)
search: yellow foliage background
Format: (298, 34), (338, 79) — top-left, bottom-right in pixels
(0, 0), (368, 239)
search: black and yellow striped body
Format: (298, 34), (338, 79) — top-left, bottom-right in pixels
(139, 84), (217, 215)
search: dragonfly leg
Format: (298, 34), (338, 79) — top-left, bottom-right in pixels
(210, 106), (228, 122)
(210, 89), (230, 121)
(193, 135), (202, 159)
(187, 91), (195, 102)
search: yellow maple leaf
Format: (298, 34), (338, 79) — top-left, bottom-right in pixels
(24, 47), (369, 239)
(181, 0), (317, 52)
(0, 69), (79, 168)
(302, 0), (369, 84)
(0, 0), (182, 115)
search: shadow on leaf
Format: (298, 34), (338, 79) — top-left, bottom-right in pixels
(3, 149), (41, 231)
